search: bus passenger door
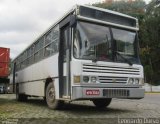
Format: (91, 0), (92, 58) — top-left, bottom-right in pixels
(59, 21), (71, 99)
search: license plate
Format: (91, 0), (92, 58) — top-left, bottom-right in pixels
(86, 90), (100, 95)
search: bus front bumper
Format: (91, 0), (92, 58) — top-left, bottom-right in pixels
(72, 86), (145, 100)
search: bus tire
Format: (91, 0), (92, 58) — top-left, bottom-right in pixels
(16, 84), (27, 102)
(92, 98), (112, 108)
(46, 82), (64, 110)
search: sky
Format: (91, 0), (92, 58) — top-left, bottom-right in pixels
(0, 0), (151, 59)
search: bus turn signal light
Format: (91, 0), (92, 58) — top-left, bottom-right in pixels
(74, 75), (80, 83)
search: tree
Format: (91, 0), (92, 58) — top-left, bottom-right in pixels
(141, 0), (160, 85)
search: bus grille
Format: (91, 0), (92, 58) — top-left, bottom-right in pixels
(98, 76), (128, 83)
(103, 89), (129, 97)
(83, 64), (140, 75)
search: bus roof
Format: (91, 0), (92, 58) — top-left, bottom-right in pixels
(12, 4), (138, 61)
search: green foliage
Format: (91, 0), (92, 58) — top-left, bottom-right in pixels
(92, 0), (160, 85)
(140, 0), (160, 85)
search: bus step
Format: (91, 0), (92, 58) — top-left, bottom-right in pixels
(62, 95), (70, 99)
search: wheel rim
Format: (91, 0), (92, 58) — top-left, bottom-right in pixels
(47, 87), (55, 102)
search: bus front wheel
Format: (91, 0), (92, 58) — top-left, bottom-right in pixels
(92, 98), (112, 108)
(46, 82), (64, 109)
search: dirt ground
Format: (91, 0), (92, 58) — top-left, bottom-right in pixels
(0, 94), (160, 124)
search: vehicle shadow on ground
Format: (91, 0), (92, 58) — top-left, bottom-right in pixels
(0, 97), (134, 115)
(62, 103), (133, 115)
(25, 98), (133, 115)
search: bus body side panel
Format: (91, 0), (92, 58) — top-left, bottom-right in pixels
(19, 81), (44, 96)
(16, 54), (59, 98)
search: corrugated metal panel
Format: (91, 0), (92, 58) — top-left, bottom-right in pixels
(0, 47), (10, 77)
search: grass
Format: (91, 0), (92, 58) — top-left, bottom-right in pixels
(0, 98), (28, 119)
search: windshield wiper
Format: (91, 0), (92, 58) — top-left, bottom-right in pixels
(115, 51), (133, 66)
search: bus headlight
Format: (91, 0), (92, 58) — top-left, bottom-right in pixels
(91, 76), (97, 83)
(135, 79), (139, 84)
(139, 78), (144, 85)
(128, 78), (134, 84)
(74, 75), (81, 83)
(83, 76), (89, 83)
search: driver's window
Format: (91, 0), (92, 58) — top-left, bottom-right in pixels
(74, 21), (112, 61)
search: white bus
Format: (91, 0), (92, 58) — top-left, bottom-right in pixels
(10, 5), (144, 109)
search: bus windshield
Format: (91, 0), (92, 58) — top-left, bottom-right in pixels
(73, 21), (140, 64)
